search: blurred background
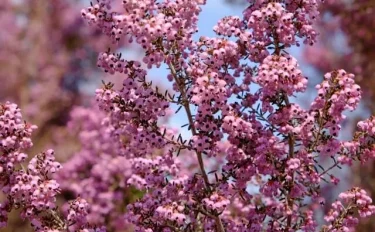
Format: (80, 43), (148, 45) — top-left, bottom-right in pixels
(1, 0), (375, 231)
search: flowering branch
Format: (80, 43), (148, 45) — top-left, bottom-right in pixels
(0, 102), (103, 231)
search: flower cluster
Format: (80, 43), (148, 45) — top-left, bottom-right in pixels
(75, 0), (375, 231)
(323, 188), (375, 232)
(247, 1), (318, 46)
(0, 102), (36, 157)
(341, 116), (375, 164)
(255, 54), (307, 102)
(81, 0), (204, 69)
(5, 0), (375, 231)
(305, 3), (375, 229)
(0, 102), (100, 231)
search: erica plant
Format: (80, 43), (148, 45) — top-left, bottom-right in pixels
(1, 0), (375, 231)
(0, 102), (105, 231)
(303, 1), (375, 230)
